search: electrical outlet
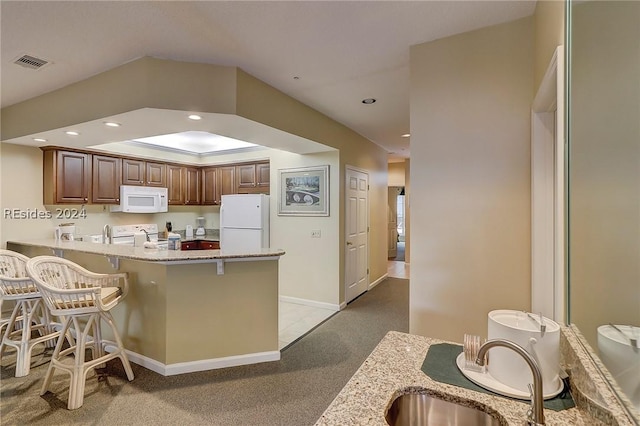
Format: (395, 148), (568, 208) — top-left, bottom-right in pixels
(311, 230), (321, 238)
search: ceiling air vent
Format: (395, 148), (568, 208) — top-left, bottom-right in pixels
(13, 54), (49, 70)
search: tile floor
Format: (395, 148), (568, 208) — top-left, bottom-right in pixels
(278, 301), (336, 349)
(278, 260), (409, 350)
(387, 260), (410, 279)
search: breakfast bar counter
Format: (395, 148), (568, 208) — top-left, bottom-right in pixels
(7, 239), (285, 376)
(7, 238), (283, 262)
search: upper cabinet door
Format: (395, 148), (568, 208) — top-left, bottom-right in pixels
(236, 164), (257, 189)
(184, 167), (201, 205)
(218, 166), (236, 202)
(235, 162), (270, 194)
(146, 162), (166, 187)
(167, 165), (184, 205)
(201, 167), (219, 205)
(50, 150), (91, 204)
(123, 159), (166, 187)
(256, 163), (270, 190)
(122, 159), (145, 185)
(92, 155), (122, 204)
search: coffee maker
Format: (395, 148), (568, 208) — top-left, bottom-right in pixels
(195, 217), (206, 236)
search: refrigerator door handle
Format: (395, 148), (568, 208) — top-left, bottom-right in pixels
(219, 205), (225, 228)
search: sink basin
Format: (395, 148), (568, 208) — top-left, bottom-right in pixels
(385, 393), (502, 426)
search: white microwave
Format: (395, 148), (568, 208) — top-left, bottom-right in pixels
(110, 185), (168, 213)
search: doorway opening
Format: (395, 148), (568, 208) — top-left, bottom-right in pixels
(388, 186), (409, 279)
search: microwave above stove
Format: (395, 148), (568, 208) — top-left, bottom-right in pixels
(110, 185), (168, 213)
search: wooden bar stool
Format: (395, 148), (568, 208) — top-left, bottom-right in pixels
(0, 250), (61, 377)
(26, 255), (134, 410)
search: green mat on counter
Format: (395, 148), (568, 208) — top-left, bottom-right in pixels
(421, 343), (575, 411)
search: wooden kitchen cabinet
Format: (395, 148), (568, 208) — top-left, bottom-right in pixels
(201, 167), (220, 205)
(92, 154), (121, 204)
(184, 167), (201, 205)
(180, 241), (199, 251)
(168, 165), (199, 205)
(167, 165), (184, 204)
(145, 161), (167, 187)
(122, 159), (166, 187)
(256, 162), (270, 191)
(181, 240), (220, 250)
(236, 162), (270, 194)
(218, 166), (237, 199)
(202, 165), (241, 205)
(43, 149), (91, 204)
(41, 146), (269, 206)
(199, 241), (220, 250)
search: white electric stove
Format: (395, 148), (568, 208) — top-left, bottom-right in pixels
(111, 223), (166, 248)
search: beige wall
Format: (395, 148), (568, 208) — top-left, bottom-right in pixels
(569, 0), (640, 347)
(236, 69), (389, 302)
(270, 150), (340, 304)
(388, 161), (406, 187)
(534, 0), (565, 91)
(409, 17), (533, 342)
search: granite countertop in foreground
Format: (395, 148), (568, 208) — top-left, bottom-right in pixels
(315, 331), (618, 426)
(7, 239), (284, 263)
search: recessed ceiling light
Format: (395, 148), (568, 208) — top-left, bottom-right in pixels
(401, 133), (410, 138)
(33, 138), (47, 142)
(104, 121), (121, 127)
(362, 98), (376, 104)
(65, 131), (79, 136)
(188, 114), (202, 121)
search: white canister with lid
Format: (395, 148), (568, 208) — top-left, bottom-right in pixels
(167, 233), (181, 250)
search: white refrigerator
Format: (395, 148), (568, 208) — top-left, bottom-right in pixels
(220, 194), (270, 252)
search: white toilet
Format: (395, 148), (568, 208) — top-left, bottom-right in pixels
(597, 324), (640, 411)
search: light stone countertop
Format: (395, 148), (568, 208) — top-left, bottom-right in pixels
(7, 239), (284, 263)
(316, 331), (609, 426)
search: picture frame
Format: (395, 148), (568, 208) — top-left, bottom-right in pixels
(278, 165), (329, 216)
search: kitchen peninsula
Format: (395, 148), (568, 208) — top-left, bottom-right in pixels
(7, 239), (285, 376)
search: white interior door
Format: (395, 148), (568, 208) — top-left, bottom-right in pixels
(345, 167), (369, 303)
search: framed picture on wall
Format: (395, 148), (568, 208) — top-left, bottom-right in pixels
(278, 165), (329, 216)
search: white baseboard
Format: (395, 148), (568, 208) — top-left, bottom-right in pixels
(104, 344), (280, 376)
(369, 273), (388, 290)
(279, 295), (340, 312)
(339, 302), (347, 310)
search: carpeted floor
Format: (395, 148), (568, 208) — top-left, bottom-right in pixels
(0, 278), (408, 425)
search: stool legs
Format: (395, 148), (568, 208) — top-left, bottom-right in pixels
(41, 312), (134, 410)
(0, 298), (60, 377)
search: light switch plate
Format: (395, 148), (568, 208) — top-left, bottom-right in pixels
(311, 230), (321, 238)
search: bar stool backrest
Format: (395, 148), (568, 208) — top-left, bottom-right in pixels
(0, 250), (37, 298)
(26, 256), (127, 316)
